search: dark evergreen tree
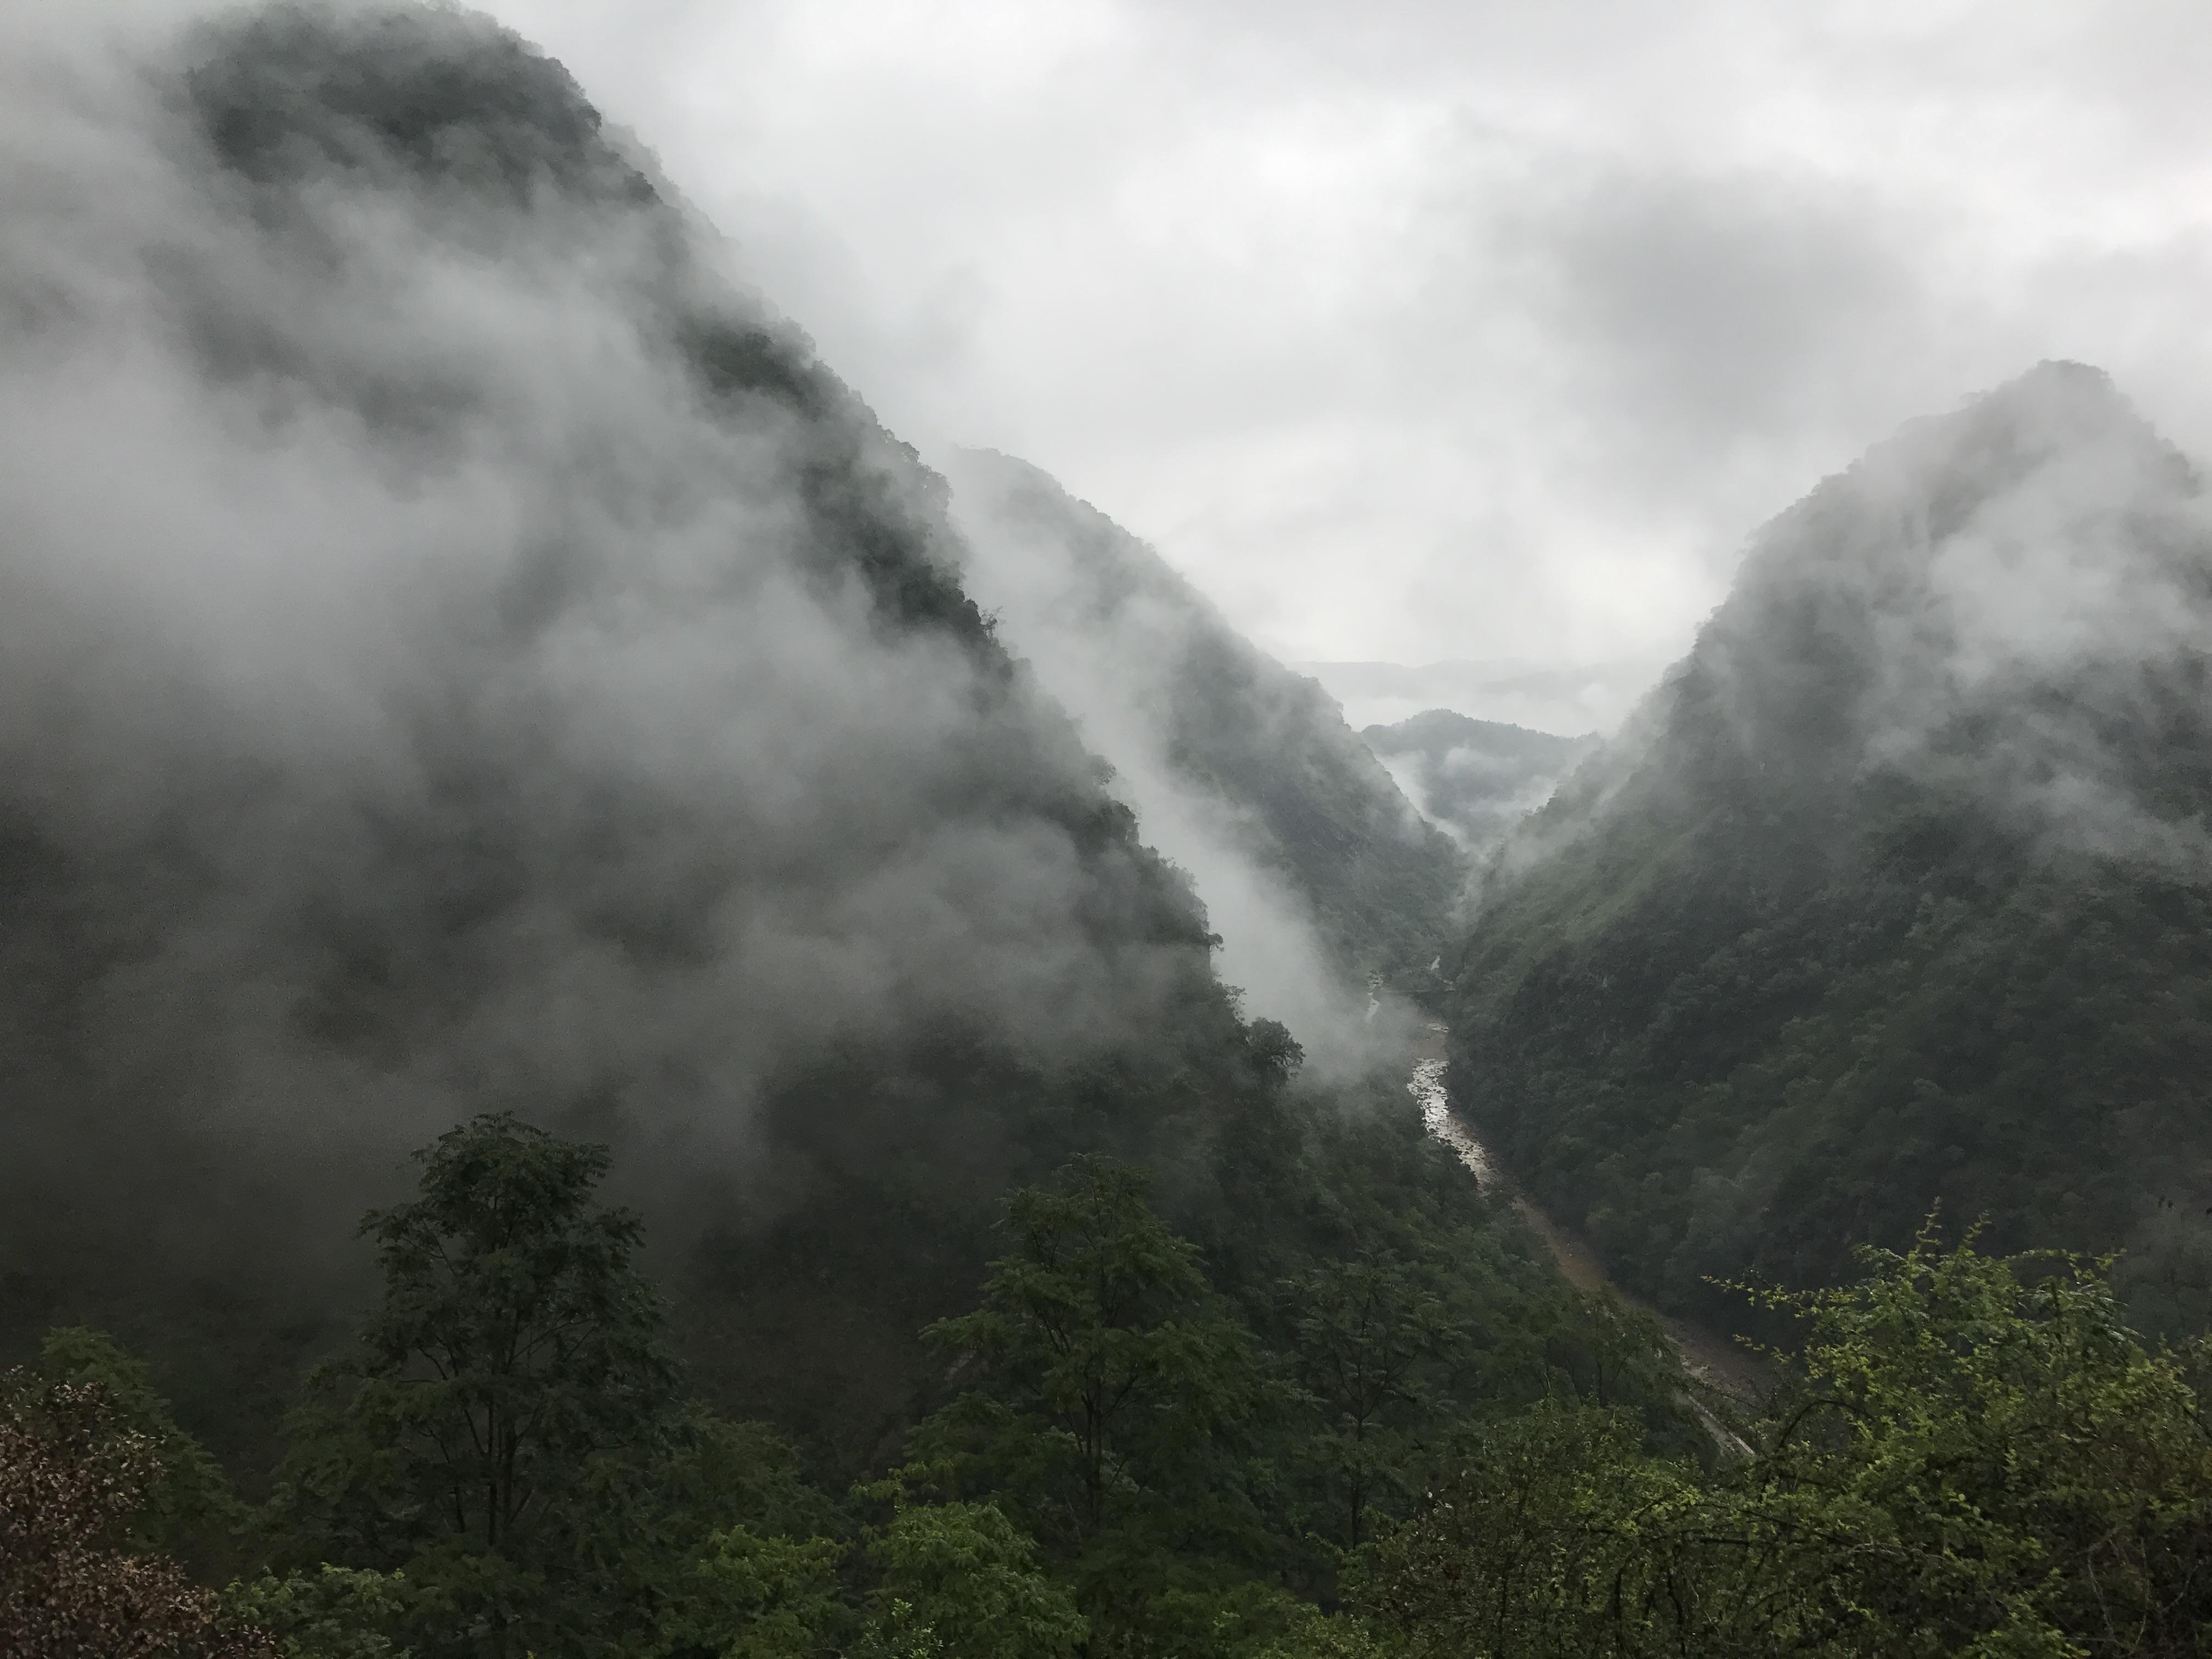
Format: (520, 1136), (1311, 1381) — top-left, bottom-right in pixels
(921, 1156), (1257, 1543)
(274, 1113), (680, 1658)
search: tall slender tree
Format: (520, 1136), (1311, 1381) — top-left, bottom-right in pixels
(922, 1156), (1255, 1542)
(1284, 1250), (1449, 1548)
(276, 1113), (680, 1659)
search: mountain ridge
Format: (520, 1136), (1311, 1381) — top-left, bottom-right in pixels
(944, 445), (1465, 1018)
(1360, 710), (1597, 850)
(1446, 359), (2212, 1336)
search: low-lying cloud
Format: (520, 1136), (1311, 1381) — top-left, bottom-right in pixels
(943, 447), (1423, 1075)
(0, 2), (1222, 1279)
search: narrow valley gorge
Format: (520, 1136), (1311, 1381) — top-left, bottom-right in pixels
(4, 7), (2210, 1657)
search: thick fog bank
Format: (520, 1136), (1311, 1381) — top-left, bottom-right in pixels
(0, 3), (1228, 1291)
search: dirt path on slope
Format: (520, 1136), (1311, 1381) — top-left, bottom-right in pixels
(1407, 1032), (1770, 1413)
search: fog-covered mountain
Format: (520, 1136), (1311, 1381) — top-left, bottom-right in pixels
(0, 2), (1398, 1451)
(945, 448), (1464, 1021)
(1448, 362), (2212, 1335)
(1360, 710), (1596, 850)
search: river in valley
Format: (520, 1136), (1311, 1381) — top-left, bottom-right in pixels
(1408, 1034), (1768, 1419)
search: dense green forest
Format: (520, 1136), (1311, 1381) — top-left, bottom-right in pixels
(1451, 362), (2212, 1339)
(3, 1104), (1704, 1657)
(1359, 712), (1596, 851)
(15, 1114), (2212, 1656)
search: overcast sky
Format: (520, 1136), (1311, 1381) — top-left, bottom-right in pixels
(479, 1), (2211, 684)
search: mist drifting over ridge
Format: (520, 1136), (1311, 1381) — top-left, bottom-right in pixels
(0, 0), (1279, 1333)
(1358, 712), (1596, 853)
(1451, 360), (2212, 1335)
(1652, 360), (2212, 874)
(943, 447), (1465, 1066)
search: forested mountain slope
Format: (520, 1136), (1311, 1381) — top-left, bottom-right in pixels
(946, 448), (1464, 1007)
(1361, 709), (1596, 850)
(0, 1), (1555, 1472)
(1449, 362), (2212, 1336)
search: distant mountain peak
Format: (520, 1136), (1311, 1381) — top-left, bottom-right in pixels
(1360, 711), (1597, 850)
(1956, 357), (2170, 453)
(1686, 363), (2207, 787)
(1826, 360), (2194, 541)
(1448, 364), (2212, 1342)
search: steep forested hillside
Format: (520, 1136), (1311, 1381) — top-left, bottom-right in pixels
(946, 448), (1464, 1002)
(0, 3), (1246, 1452)
(1361, 710), (1595, 849)
(0, 0), (1633, 1525)
(1450, 362), (2212, 1336)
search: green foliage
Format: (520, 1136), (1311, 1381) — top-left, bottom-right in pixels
(920, 1156), (1260, 1542)
(32, 1120), (2212, 1659)
(652, 1526), (846, 1659)
(1359, 1401), (1704, 1658)
(1541, 1289), (1687, 1416)
(1459, 774), (2212, 1340)
(273, 1112), (682, 1657)
(1093, 1578), (1391, 1659)
(1282, 1250), (1452, 1548)
(222, 1566), (414, 1659)
(650, 1413), (848, 1549)
(1248, 1609), (1398, 1659)
(0, 1092), (1719, 1658)
(1, 1368), (275, 1657)
(33, 1326), (249, 1578)
(1188, 1066), (1710, 1480)
(910, 1142), (1707, 1648)
(1246, 1019), (1307, 1093)
(1737, 1227), (2212, 1655)
(856, 1498), (1086, 1659)
(1357, 1232), (2212, 1657)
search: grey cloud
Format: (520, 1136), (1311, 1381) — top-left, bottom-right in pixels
(1528, 170), (1929, 461)
(479, 0), (2212, 678)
